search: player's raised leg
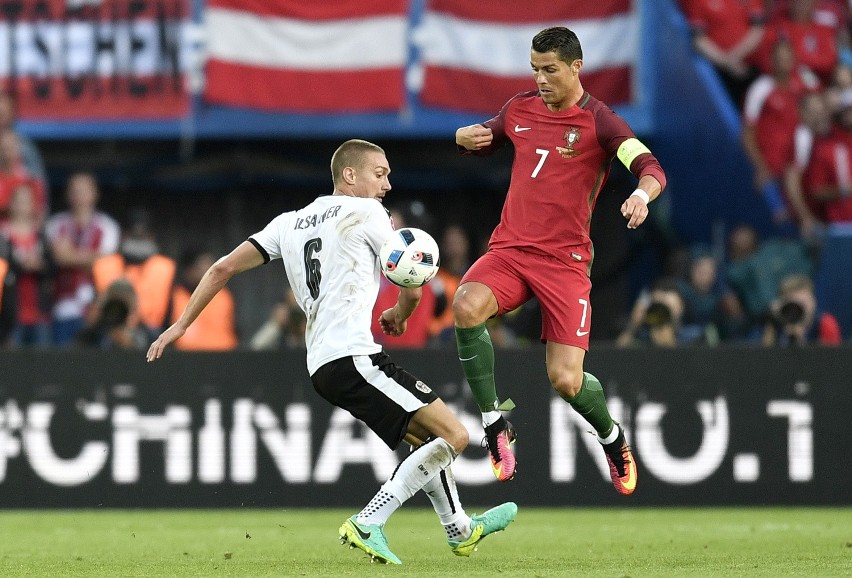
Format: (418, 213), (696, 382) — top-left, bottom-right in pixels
(453, 281), (517, 481)
(546, 342), (637, 495)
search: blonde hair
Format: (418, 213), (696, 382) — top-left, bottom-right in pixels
(330, 139), (385, 186)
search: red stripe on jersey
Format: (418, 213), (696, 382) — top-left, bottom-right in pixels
(421, 66), (632, 113)
(207, 0), (406, 20)
(428, 0), (631, 22)
(205, 60), (404, 112)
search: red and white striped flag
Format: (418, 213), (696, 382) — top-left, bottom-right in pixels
(415, 0), (637, 113)
(0, 0), (191, 120)
(204, 0), (408, 113)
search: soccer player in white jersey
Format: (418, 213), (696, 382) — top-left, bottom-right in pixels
(146, 139), (516, 565)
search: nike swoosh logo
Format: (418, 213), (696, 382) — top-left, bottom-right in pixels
(458, 355), (478, 362)
(514, 125), (532, 132)
(354, 525), (371, 541)
(576, 330), (589, 337)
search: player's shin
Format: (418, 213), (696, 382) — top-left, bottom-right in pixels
(358, 437), (456, 526)
(454, 323), (499, 412)
(422, 466), (472, 542)
(560, 371), (616, 438)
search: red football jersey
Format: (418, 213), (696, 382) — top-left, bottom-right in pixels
(805, 128), (852, 223)
(470, 90), (665, 260)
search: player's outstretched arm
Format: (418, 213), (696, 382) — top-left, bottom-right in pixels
(456, 124), (493, 151)
(146, 241), (264, 362)
(378, 286), (422, 337)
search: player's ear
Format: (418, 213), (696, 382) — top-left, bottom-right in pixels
(342, 166), (356, 185)
(572, 59), (582, 74)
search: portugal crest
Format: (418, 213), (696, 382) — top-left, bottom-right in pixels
(556, 126), (581, 158)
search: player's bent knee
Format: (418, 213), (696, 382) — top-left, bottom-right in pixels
(549, 371), (583, 399)
(452, 293), (489, 327)
(444, 425), (469, 455)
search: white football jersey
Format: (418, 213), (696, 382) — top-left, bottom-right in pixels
(249, 195), (395, 375)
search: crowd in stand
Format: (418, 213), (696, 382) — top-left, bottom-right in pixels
(1, 0), (850, 351)
(612, 0), (852, 348)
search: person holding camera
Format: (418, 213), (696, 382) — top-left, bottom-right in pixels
(616, 278), (704, 348)
(75, 278), (150, 350)
(762, 273), (842, 346)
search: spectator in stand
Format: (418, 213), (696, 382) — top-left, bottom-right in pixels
(762, 272), (842, 345)
(675, 249), (724, 344)
(680, 0), (766, 107)
(0, 181), (52, 347)
(45, 172), (120, 345)
(429, 223), (472, 344)
(823, 62), (852, 114)
(0, 129), (47, 219)
(784, 90), (834, 240)
(803, 90), (852, 222)
(0, 89), (48, 200)
(370, 207), (437, 348)
(757, 0), (841, 84)
(616, 278), (701, 347)
(249, 286), (306, 350)
(169, 248), (238, 351)
(76, 278), (149, 350)
(742, 36), (820, 234)
(0, 235), (13, 347)
(724, 223), (813, 335)
(92, 207), (176, 337)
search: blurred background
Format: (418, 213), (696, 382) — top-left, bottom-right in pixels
(0, 0), (849, 508)
(1, 0), (851, 350)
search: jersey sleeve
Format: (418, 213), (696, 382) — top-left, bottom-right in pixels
(97, 215), (121, 255)
(792, 125), (814, 169)
(595, 104), (667, 190)
(249, 212), (291, 263)
(362, 200), (395, 255)
(461, 91), (535, 157)
(742, 76), (772, 125)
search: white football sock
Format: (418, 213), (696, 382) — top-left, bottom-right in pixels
(356, 489), (400, 526)
(358, 437), (456, 526)
(598, 423), (620, 445)
(481, 410), (502, 428)
(422, 466), (472, 542)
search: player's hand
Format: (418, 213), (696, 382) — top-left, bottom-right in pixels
(378, 307), (407, 337)
(456, 124), (493, 150)
(621, 194), (649, 229)
(146, 324), (186, 362)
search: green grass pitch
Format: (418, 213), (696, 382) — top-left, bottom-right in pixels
(0, 507), (849, 577)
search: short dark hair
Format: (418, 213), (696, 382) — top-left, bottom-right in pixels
(330, 139), (386, 186)
(532, 27), (583, 63)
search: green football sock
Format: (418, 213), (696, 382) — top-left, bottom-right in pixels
(455, 324), (498, 411)
(561, 372), (615, 438)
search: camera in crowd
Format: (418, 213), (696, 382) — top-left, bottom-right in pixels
(98, 294), (132, 330)
(641, 279), (683, 328)
(643, 300), (675, 327)
(774, 298), (806, 328)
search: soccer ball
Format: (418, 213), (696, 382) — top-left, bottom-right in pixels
(379, 227), (440, 288)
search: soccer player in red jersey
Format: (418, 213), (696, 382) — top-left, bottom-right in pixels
(452, 27), (667, 495)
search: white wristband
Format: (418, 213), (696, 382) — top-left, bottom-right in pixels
(630, 189), (650, 204)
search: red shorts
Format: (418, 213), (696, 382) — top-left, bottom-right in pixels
(461, 247), (592, 349)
